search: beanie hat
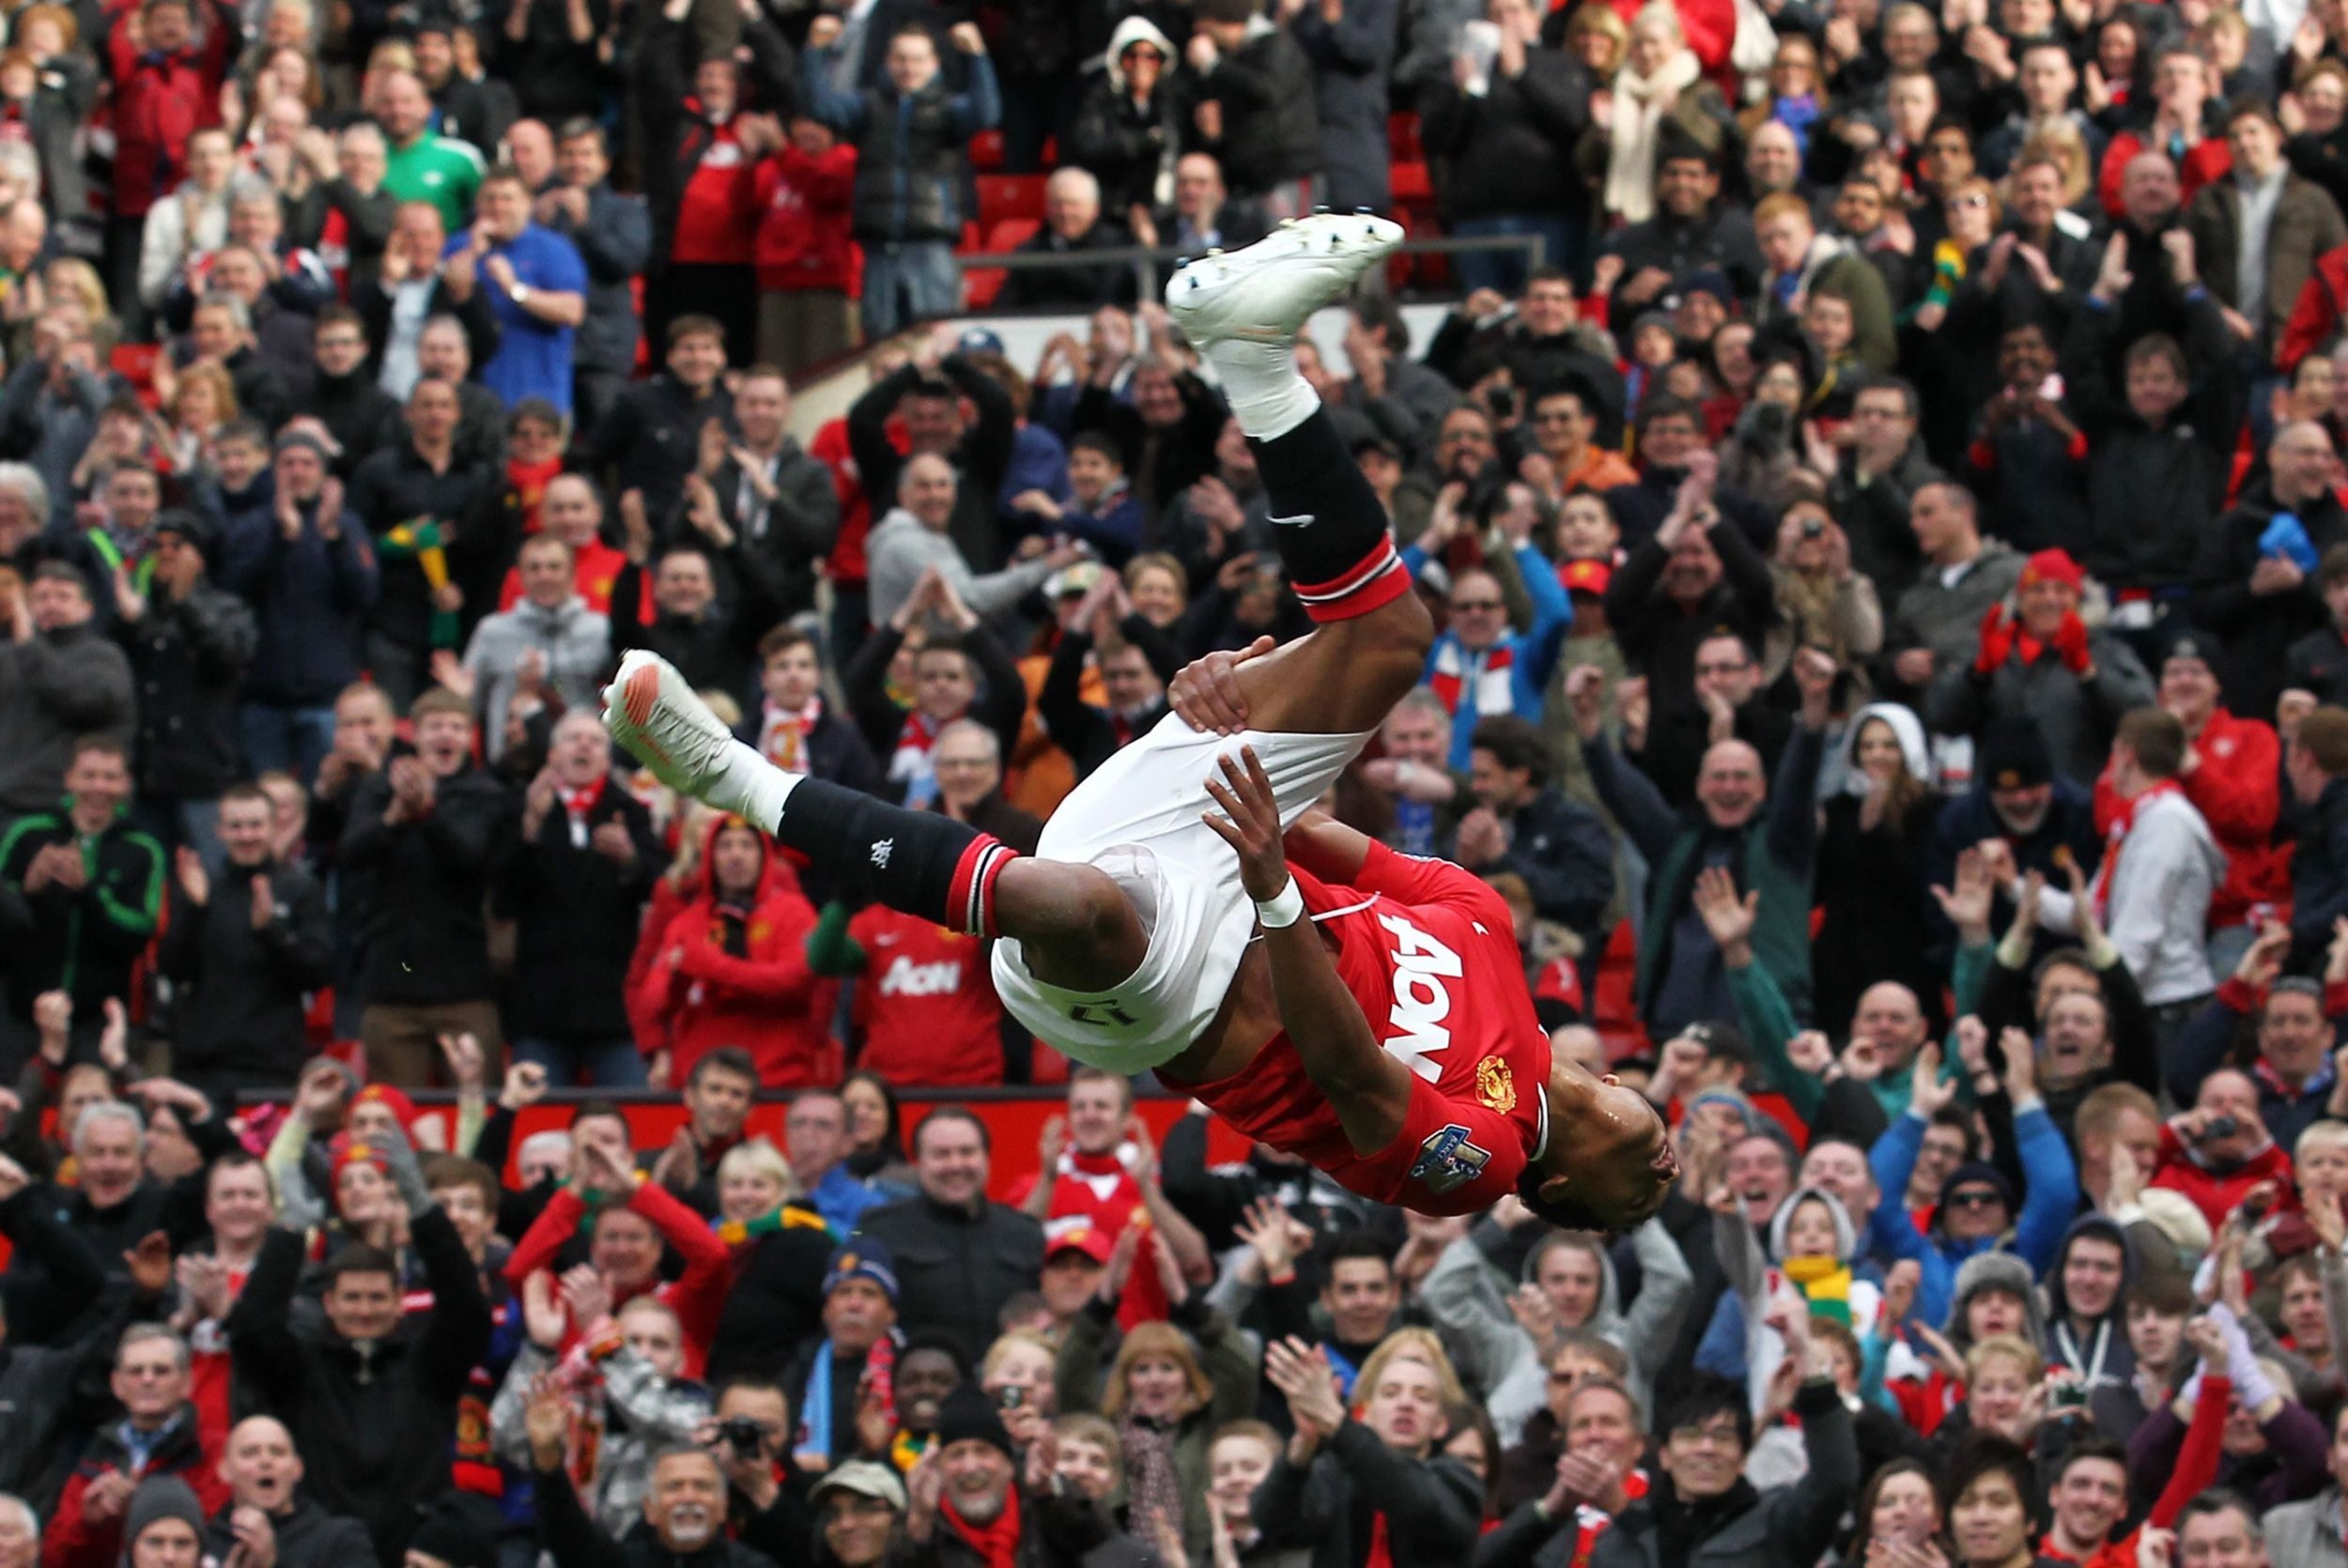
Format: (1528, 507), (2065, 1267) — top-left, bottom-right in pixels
(351, 1083), (421, 1133)
(2018, 547), (2084, 592)
(407, 1493), (501, 1568)
(327, 1130), (390, 1189)
(1977, 714), (2054, 791)
(122, 1477), (205, 1558)
(1943, 1161), (2016, 1209)
(932, 1384), (1015, 1462)
(1948, 1249), (2047, 1354)
(823, 1237), (901, 1304)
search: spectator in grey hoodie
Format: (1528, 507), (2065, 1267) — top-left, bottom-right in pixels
(457, 533), (610, 762)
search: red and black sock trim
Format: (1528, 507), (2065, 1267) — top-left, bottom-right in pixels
(1250, 408), (1409, 623)
(946, 835), (1018, 939)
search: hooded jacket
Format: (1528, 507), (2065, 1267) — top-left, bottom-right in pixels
(1867, 1109), (2078, 1330)
(1422, 1217), (1693, 1447)
(631, 813), (826, 1087)
(1696, 1187), (1883, 1406)
(458, 592), (612, 763)
(2043, 1214), (2139, 1398)
(1063, 18), (1182, 214)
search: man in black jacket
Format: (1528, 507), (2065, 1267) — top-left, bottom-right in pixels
(2194, 421), (2348, 725)
(1038, 576), (1179, 781)
(1595, 144), (1767, 315)
(1447, 715), (1614, 950)
(0, 1152), (106, 1492)
(586, 315), (734, 533)
(1180, 0), (1324, 217)
(338, 687), (509, 1087)
(348, 379), (502, 708)
(159, 784), (331, 1105)
(0, 737), (163, 1062)
(543, 119), (654, 434)
(225, 1145), (490, 1566)
(734, 628), (883, 879)
(298, 308), (401, 479)
(199, 1416), (376, 1568)
(855, 1109), (1045, 1368)
(111, 511), (256, 862)
(1255, 1328), (1484, 1567)
(498, 710), (659, 1088)
(524, 1373), (781, 1568)
(353, 201), (502, 396)
(700, 365), (841, 623)
(998, 168), (1139, 311)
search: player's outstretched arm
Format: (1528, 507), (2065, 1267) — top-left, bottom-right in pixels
(1205, 748), (1411, 1157)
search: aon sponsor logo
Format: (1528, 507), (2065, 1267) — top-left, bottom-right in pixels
(879, 956), (962, 997)
(1379, 913), (1461, 1082)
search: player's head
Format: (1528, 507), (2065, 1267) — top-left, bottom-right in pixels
(1521, 1054), (1678, 1233)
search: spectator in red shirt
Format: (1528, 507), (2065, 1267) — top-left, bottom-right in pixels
(630, 808), (826, 1089)
(751, 115), (857, 378)
(102, 0), (235, 335)
(42, 1326), (229, 1568)
(2151, 1068), (2296, 1231)
(2097, 48), (2232, 221)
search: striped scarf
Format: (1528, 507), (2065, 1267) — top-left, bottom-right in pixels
(1428, 639), (1515, 724)
(1783, 1253), (1852, 1326)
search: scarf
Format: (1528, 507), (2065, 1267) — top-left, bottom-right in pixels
(1604, 50), (1704, 223)
(2090, 778), (2181, 919)
(942, 1484), (1023, 1568)
(1428, 638), (1516, 724)
(759, 697), (822, 772)
(1120, 1413), (1184, 1547)
(555, 776), (605, 848)
(799, 1335), (897, 1462)
(890, 709), (947, 807)
(1782, 1253), (1852, 1326)
(1772, 93), (1820, 157)
(509, 453), (564, 533)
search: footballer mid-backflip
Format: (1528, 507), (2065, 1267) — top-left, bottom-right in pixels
(606, 214), (1676, 1228)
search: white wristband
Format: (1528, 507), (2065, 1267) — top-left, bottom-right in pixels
(1255, 879), (1305, 930)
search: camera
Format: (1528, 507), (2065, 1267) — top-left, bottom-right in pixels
(1486, 385), (1519, 420)
(2201, 1115), (2241, 1141)
(1800, 519), (1826, 540)
(996, 1386), (1025, 1411)
(716, 1416), (770, 1457)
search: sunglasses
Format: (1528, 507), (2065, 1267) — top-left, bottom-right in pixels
(1946, 1189), (2005, 1209)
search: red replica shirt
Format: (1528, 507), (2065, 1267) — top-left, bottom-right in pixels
(849, 905), (1004, 1085)
(1167, 842), (1551, 1214)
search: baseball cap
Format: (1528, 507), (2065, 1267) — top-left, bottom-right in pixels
(957, 328), (1006, 358)
(1559, 558), (1613, 596)
(1044, 1225), (1114, 1267)
(811, 1460), (909, 1513)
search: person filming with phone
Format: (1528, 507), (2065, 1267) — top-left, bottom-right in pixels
(2150, 1068), (2297, 1232)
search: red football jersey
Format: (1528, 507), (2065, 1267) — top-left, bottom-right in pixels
(850, 906), (1005, 1085)
(1166, 841), (1552, 1214)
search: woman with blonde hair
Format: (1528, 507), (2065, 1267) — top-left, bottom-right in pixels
(1056, 1243), (1258, 1559)
(1564, 4), (1630, 83)
(158, 360), (237, 475)
(705, 1136), (836, 1379)
(42, 256), (114, 348)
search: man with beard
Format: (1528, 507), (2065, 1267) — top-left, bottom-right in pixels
(904, 1385), (1125, 1563)
(198, 1417), (373, 1568)
(527, 1377), (776, 1567)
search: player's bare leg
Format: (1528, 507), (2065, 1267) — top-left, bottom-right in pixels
(609, 215), (1414, 996)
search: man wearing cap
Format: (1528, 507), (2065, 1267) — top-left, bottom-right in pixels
(810, 1461), (908, 1564)
(2104, 630), (2284, 977)
(114, 1477), (210, 1568)
(909, 1384), (1126, 1563)
(1923, 713), (2106, 960)
(1928, 546), (2155, 787)
(2195, 419), (2348, 725)
(786, 1238), (903, 1471)
(110, 510), (255, 861)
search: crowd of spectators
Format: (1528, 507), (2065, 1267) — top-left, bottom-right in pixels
(25, 0), (2348, 1566)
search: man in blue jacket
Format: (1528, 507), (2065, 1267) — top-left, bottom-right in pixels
(1404, 479), (1571, 773)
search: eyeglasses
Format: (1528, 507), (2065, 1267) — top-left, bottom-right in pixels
(1946, 1189), (2005, 1209)
(1948, 193), (1991, 210)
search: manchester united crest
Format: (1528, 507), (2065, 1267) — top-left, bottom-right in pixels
(1475, 1056), (1516, 1114)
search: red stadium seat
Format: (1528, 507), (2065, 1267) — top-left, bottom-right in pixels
(970, 128), (1004, 170)
(963, 217), (1040, 308)
(112, 342), (161, 406)
(1388, 111), (1424, 162)
(977, 173), (1048, 229)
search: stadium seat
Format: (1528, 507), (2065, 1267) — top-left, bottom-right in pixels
(962, 218), (1040, 309)
(976, 173), (1048, 229)
(970, 128), (1004, 170)
(111, 342), (161, 406)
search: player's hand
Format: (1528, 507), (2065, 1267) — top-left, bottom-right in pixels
(1169, 636), (1274, 735)
(1203, 747), (1291, 903)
